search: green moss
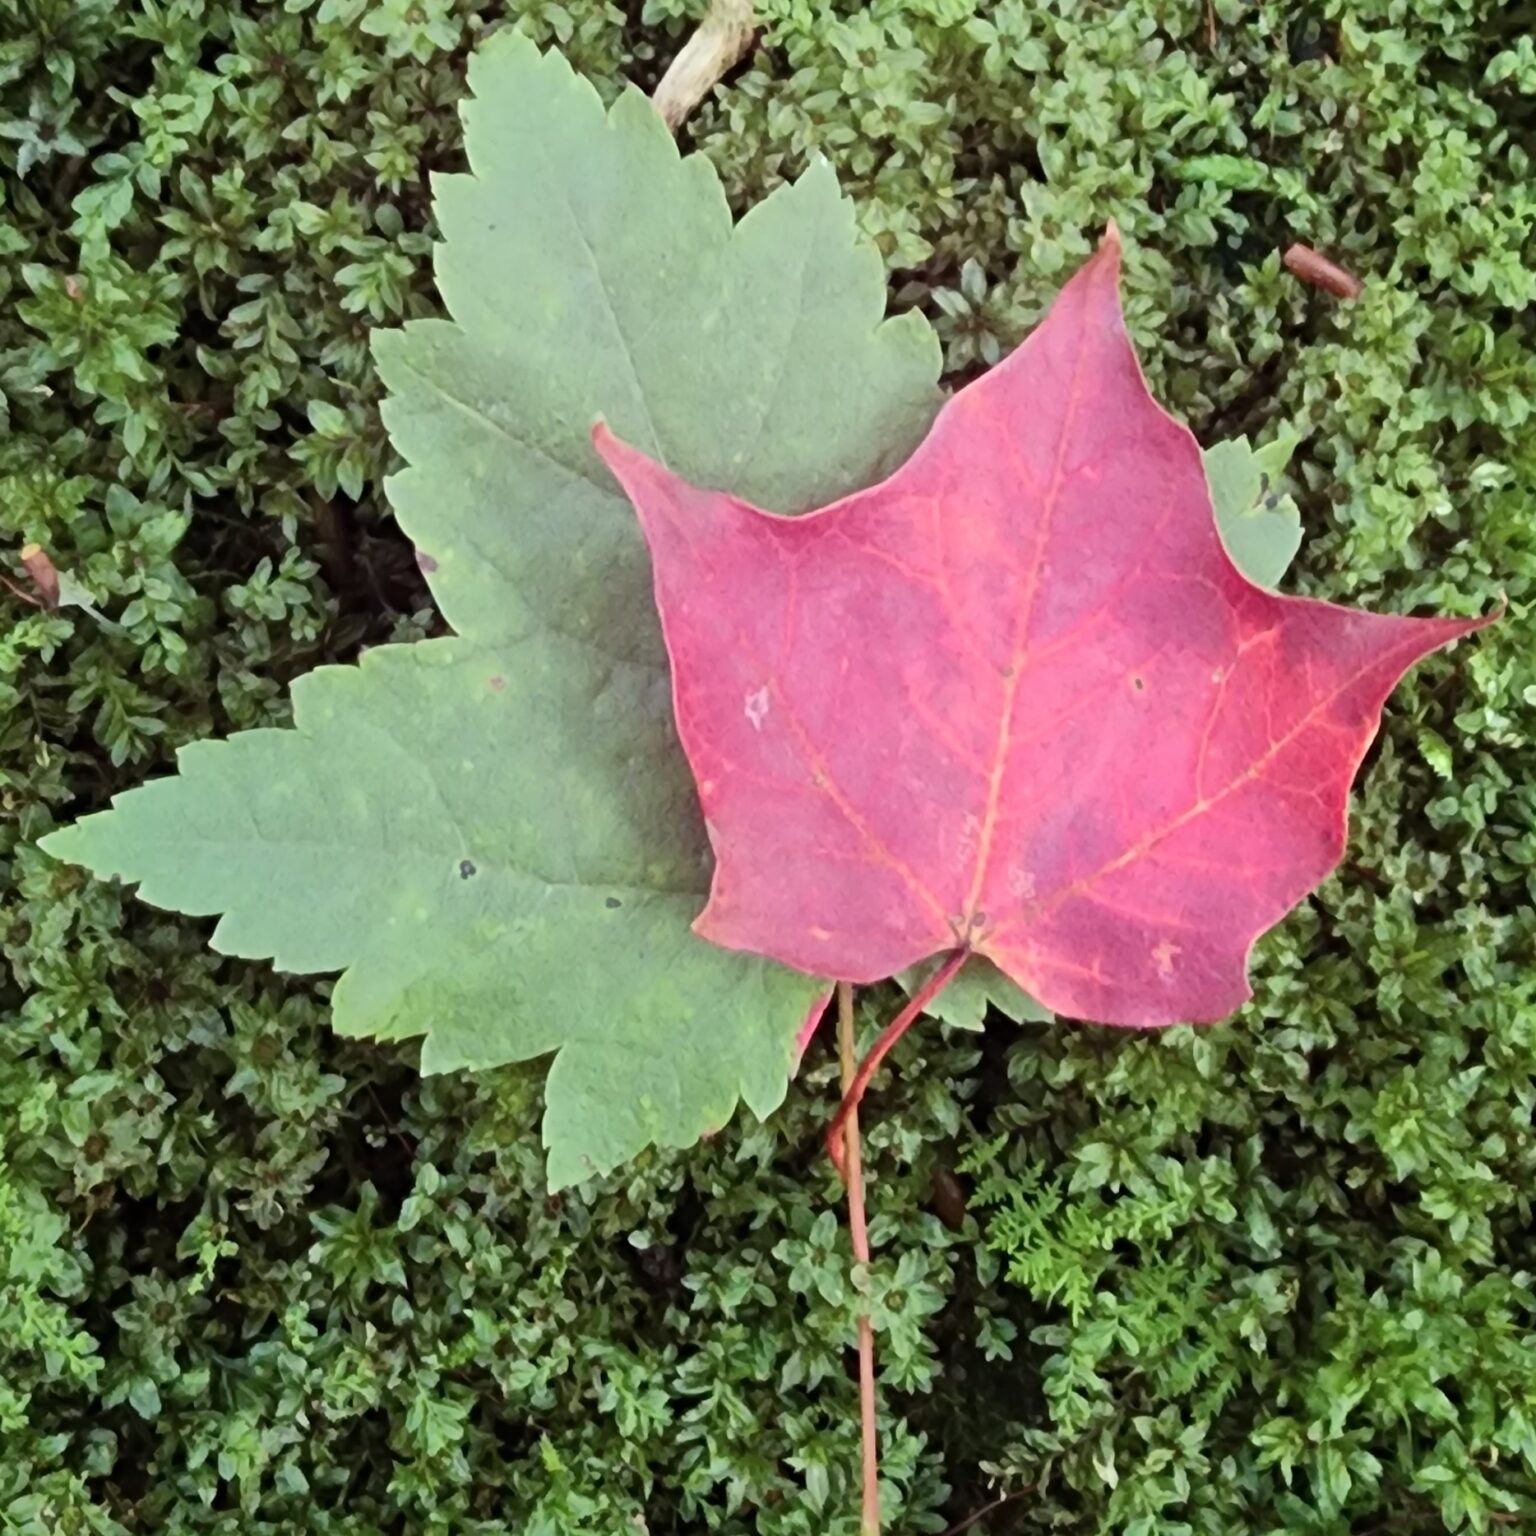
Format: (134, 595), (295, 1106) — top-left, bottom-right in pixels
(1, 0), (1532, 1531)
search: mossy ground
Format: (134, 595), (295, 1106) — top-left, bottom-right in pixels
(2, 2), (1533, 1532)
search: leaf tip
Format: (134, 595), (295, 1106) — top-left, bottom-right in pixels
(36, 826), (73, 863)
(590, 417), (640, 486)
(1428, 601), (1501, 655)
(1060, 221), (1126, 309)
(590, 420), (674, 516)
(1088, 222), (1125, 287)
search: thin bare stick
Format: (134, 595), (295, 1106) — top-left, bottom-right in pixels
(0, 573), (42, 608)
(828, 949), (969, 1177)
(837, 981), (881, 1536)
(650, 0), (755, 133)
(939, 1489), (1029, 1536)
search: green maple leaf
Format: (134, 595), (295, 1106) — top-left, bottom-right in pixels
(41, 36), (942, 1188)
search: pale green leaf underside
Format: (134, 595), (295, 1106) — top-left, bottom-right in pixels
(41, 35), (942, 1188)
(373, 35), (940, 658)
(898, 955), (1052, 1032)
(1205, 432), (1304, 590)
(45, 640), (820, 1188)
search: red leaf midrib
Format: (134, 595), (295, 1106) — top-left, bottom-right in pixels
(959, 300), (1093, 936)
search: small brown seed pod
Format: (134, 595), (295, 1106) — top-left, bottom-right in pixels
(1283, 243), (1364, 300)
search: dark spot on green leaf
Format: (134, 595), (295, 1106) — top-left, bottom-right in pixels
(459, 859), (476, 879)
(415, 549), (438, 573)
(488, 675), (506, 692)
(605, 896), (622, 909)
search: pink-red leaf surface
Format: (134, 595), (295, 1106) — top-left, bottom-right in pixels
(594, 229), (1486, 1027)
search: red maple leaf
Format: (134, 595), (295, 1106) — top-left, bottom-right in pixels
(594, 229), (1487, 1028)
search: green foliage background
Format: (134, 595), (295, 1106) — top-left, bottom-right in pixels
(2, 1), (1532, 1532)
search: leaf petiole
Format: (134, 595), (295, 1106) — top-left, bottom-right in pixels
(837, 981), (881, 1536)
(827, 947), (969, 1179)
(830, 949), (968, 1532)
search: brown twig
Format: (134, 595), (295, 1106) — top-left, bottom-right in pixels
(1283, 242), (1364, 300)
(364, 1083), (415, 1162)
(650, 0), (756, 132)
(939, 1489), (1030, 1536)
(1205, 0), (1217, 49)
(0, 573), (42, 608)
(837, 981), (881, 1536)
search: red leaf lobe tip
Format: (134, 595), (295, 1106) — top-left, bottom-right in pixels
(594, 234), (1489, 1028)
